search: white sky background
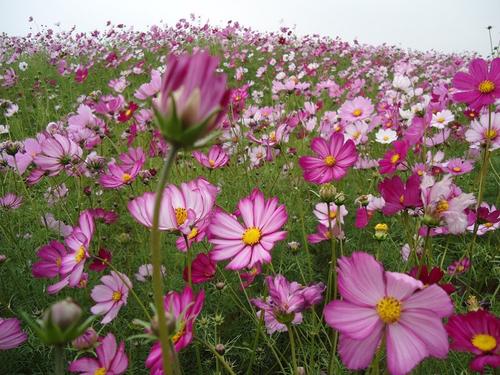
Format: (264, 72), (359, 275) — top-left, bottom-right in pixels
(1, 0), (499, 56)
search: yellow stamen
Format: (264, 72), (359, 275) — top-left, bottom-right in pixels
(352, 108), (362, 117)
(390, 154), (400, 164)
(436, 200), (449, 213)
(55, 256), (62, 268)
(187, 227), (198, 240)
(122, 173), (132, 183)
(94, 368), (107, 375)
(208, 159), (215, 167)
(484, 222), (493, 228)
(436, 117), (445, 123)
(172, 321), (186, 344)
(376, 296), (401, 324)
(112, 291), (122, 302)
(383, 135), (389, 141)
(324, 155), (336, 167)
(175, 208), (188, 226)
(125, 109), (132, 117)
(329, 210), (337, 220)
(75, 245), (85, 263)
(471, 334), (497, 352)
(478, 80), (495, 94)
(399, 195), (404, 204)
(242, 227), (261, 246)
(452, 167), (461, 172)
(485, 129), (497, 140)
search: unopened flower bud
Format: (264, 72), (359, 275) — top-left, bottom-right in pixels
(72, 327), (98, 350)
(287, 241), (301, 252)
(215, 343), (225, 355)
(334, 192), (346, 205)
(45, 299), (82, 331)
(215, 281), (225, 290)
(319, 183), (337, 203)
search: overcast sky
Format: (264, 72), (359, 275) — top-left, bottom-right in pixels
(1, 0), (499, 56)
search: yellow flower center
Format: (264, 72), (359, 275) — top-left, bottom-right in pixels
(484, 222), (493, 228)
(383, 135), (389, 141)
(172, 321), (186, 344)
(324, 155), (336, 167)
(353, 130), (361, 139)
(390, 154), (400, 164)
(122, 173), (132, 183)
(269, 131), (276, 142)
(376, 296), (402, 324)
(374, 223), (389, 233)
(485, 129), (497, 140)
(125, 109), (132, 117)
(208, 159), (215, 167)
(417, 169), (424, 176)
(328, 210), (337, 220)
(112, 291), (122, 302)
(187, 227), (198, 240)
(352, 108), (362, 117)
(175, 208), (188, 226)
(436, 117), (445, 123)
(75, 245), (85, 263)
(456, 265), (465, 272)
(472, 334), (497, 352)
(436, 199), (449, 213)
(242, 227), (262, 246)
(478, 80), (495, 94)
(452, 166), (462, 172)
(55, 256), (62, 268)
(94, 368), (106, 375)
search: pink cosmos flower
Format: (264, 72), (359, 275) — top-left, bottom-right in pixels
(0, 193), (22, 209)
(378, 174), (421, 216)
(134, 264), (166, 282)
(34, 134), (83, 176)
(324, 252), (453, 375)
(91, 271), (131, 324)
(59, 211), (95, 289)
(134, 69), (161, 100)
(339, 96), (374, 122)
(468, 203), (500, 235)
(445, 158), (474, 175)
(446, 310), (500, 373)
(89, 248), (112, 272)
(447, 257), (471, 275)
(154, 51), (230, 146)
(183, 253), (216, 284)
(208, 189), (287, 270)
(378, 140), (409, 175)
(0, 318), (27, 350)
(308, 223), (344, 243)
(89, 208), (119, 225)
(146, 287), (205, 372)
(32, 240), (67, 278)
(465, 112), (500, 151)
(251, 275), (324, 334)
(313, 202), (348, 227)
(192, 144), (229, 169)
(69, 333), (128, 374)
(452, 58), (500, 110)
(299, 133), (358, 184)
(41, 213), (73, 237)
(420, 175), (475, 234)
(99, 147), (145, 189)
(74, 66), (88, 83)
(128, 177), (218, 240)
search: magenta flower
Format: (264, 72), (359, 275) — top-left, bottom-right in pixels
(378, 140), (409, 175)
(89, 248), (112, 272)
(408, 266), (455, 295)
(99, 147), (145, 189)
(0, 193), (22, 209)
(74, 66), (88, 83)
(91, 271), (131, 324)
(378, 174), (421, 216)
(465, 112), (500, 151)
(208, 189), (287, 270)
(251, 275), (324, 334)
(447, 257), (471, 275)
(445, 158), (474, 176)
(324, 252), (453, 375)
(183, 253), (216, 284)
(0, 318), (27, 350)
(128, 177), (218, 240)
(308, 223), (344, 243)
(299, 133), (358, 184)
(69, 333), (128, 374)
(154, 51), (230, 147)
(192, 144), (229, 169)
(134, 69), (161, 100)
(34, 134), (83, 176)
(469, 203), (500, 235)
(452, 58), (500, 110)
(313, 202), (348, 227)
(446, 310), (500, 373)
(32, 240), (67, 278)
(146, 286), (205, 372)
(60, 211), (95, 289)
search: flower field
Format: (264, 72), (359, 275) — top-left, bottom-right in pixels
(0, 17), (499, 374)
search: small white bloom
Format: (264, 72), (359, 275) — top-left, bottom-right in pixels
(430, 110), (454, 129)
(0, 124), (9, 134)
(375, 128), (398, 144)
(18, 62), (28, 71)
(392, 75), (411, 91)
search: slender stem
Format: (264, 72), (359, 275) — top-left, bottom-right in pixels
(287, 324), (298, 374)
(418, 226), (432, 278)
(246, 313), (264, 374)
(183, 234), (192, 288)
(151, 145), (179, 375)
(196, 338), (237, 375)
(54, 345), (64, 375)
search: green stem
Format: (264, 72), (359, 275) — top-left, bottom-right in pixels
(246, 313), (264, 374)
(196, 338), (237, 375)
(54, 345), (65, 375)
(287, 324), (298, 374)
(151, 145), (179, 375)
(183, 234), (192, 288)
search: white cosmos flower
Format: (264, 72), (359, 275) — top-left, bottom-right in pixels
(18, 62), (28, 71)
(430, 110), (455, 129)
(375, 128), (398, 144)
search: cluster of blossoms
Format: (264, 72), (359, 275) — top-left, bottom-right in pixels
(0, 17), (499, 375)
